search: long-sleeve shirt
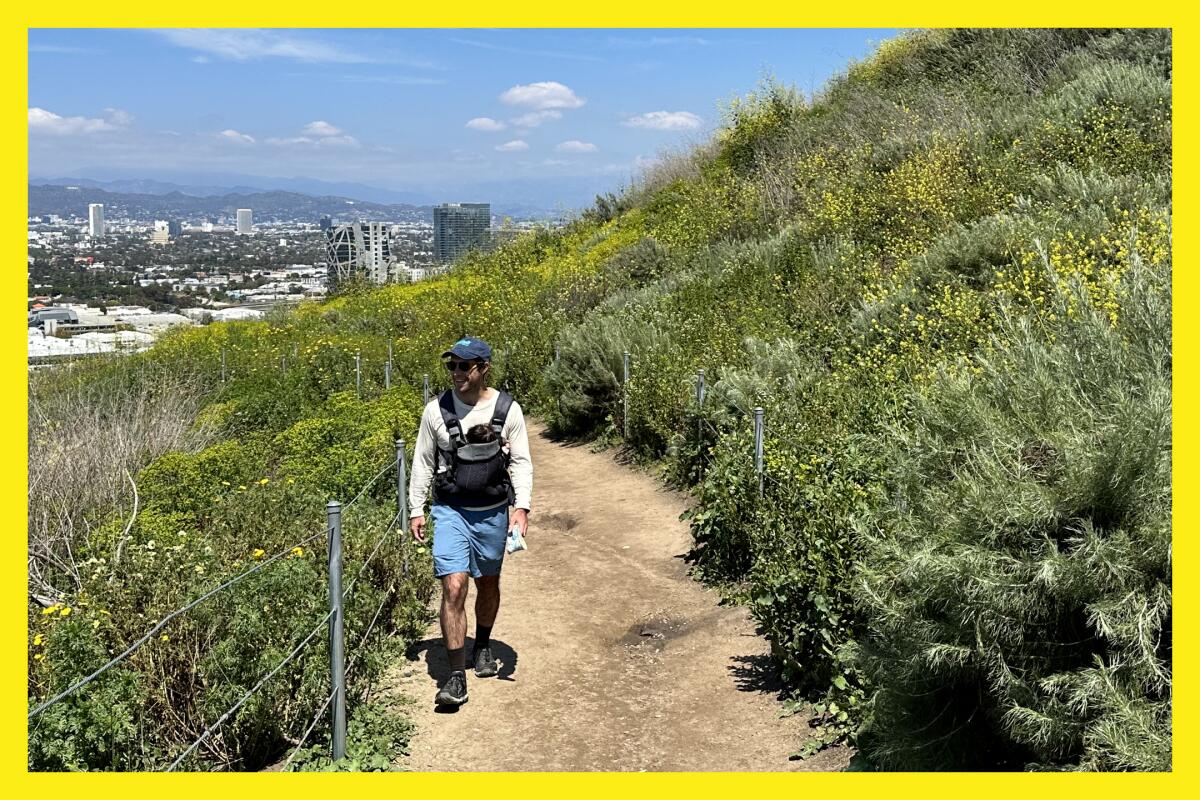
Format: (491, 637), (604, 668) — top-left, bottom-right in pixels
(408, 388), (533, 514)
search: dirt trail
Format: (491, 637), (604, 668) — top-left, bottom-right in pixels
(391, 420), (850, 772)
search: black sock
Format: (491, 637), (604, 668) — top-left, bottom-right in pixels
(447, 647), (466, 672)
(475, 624), (493, 651)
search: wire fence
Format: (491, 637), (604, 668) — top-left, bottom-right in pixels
(28, 432), (414, 772)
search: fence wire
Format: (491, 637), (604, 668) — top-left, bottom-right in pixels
(166, 609), (335, 772)
(342, 458), (398, 511)
(280, 687), (338, 772)
(29, 526), (330, 719)
(342, 512), (402, 601)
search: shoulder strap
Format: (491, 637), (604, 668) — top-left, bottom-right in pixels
(438, 390), (466, 444)
(490, 390), (514, 439)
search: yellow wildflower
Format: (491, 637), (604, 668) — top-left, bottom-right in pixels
(253, 548), (266, 559)
(161, 634), (170, 642)
(60, 607), (72, 617)
(33, 634), (43, 646)
(195, 565), (205, 575)
(34, 653), (44, 661)
(291, 546), (304, 557)
(42, 605), (59, 616)
(258, 478), (270, 485)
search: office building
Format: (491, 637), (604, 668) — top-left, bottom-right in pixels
(319, 216), (332, 232)
(236, 208), (253, 235)
(88, 204), (105, 238)
(433, 203), (490, 264)
(325, 222), (397, 284)
(151, 219), (182, 245)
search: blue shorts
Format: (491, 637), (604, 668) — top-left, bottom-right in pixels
(430, 503), (509, 578)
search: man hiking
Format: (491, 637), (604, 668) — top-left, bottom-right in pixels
(408, 336), (532, 707)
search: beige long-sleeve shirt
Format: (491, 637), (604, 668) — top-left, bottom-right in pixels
(407, 388), (533, 514)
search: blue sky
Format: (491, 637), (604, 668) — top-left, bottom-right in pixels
(29, 28), (899, 206)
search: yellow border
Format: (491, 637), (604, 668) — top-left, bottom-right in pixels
(7, 7), (1189, 798)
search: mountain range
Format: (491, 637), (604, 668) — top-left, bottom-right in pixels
(28, 170), (627, 219)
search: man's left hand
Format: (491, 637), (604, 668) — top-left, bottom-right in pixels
(511, 508), (529, 536)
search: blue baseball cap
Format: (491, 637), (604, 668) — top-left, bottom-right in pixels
(441, 336), (492, 361)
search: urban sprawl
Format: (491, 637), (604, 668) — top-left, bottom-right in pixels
(28, 201), (541, 364)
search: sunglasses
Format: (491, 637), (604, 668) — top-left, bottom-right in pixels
(444, 359), (482, 373)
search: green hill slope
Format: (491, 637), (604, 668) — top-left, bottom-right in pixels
(29, 28), (1171, 771)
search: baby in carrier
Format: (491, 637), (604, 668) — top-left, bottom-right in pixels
(444, 423), (510, 502)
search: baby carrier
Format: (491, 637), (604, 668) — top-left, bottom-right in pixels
(432, 389), (516, 507)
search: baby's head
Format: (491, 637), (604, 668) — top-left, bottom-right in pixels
(466, 423), (496, 444)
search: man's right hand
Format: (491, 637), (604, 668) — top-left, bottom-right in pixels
(410, 514), (426, 543)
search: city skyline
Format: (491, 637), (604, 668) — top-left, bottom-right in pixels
(29, 28), (897, 209)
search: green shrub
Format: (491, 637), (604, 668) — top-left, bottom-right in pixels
(856, 259), (1171, 770)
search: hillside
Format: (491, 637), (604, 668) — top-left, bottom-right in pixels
(28, 28), (1171, 771)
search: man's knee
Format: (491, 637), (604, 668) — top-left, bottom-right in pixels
(441, 573), (469, 607)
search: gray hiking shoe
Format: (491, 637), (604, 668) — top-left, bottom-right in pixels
(473, 646), (498, 678)
(435, 670), (468, 706)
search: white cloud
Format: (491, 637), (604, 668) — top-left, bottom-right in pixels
(495, 140), (529, 152)
(266, 121), (358, 148)
(511, 110), (562, 128)
(154, 29), (374, 63)
(318, 135), (360, 147)
(556, 139), (597, 153)
(499, 81), (584, 110)
(302, 120), (343, 137)
(623, 110), (703, 131)
(104, 108), (134, 126)
(219, 129), (256, 144)
(267, 134), (359, 148)
(28, 107), (125, 135)
(466, 117), (506, 132)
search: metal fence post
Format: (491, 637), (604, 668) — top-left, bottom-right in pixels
(622, 351), (631, 439)
(396, 439), (409, 580)
(220, 347), (227, 383)
(325, 501), (347, 761)
(422, 374), (430, 405)
(754, 407), (765, 497)
(355, 351), (362, 398)
(386, 343), (394, 390)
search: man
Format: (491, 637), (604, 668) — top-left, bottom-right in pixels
(409, 336), (532, 707)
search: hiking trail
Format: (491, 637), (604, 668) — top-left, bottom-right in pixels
(387, 419), (851, 771)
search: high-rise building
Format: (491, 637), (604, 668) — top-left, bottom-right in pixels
(236, 208), (253, 235)
(433, 203), (490, 264)
(325, 222), (397, 285)
(88, 204), (105, 238)
(151, 219), (182, 245)
(319, 216), (332, 232)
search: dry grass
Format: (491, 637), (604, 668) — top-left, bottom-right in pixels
(27, 357), (218, 602)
